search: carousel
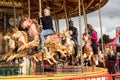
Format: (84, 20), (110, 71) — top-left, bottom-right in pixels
(0, 0), (109, 80)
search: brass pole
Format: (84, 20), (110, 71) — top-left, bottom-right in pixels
(64, 2), (69, 30)
(81, 0), (89, 71)
(28, 0), (30, 18)
(54, 14), (58, 33)
(39, 0), (44, 74)
(82, 0), (88, 33)
(4, 13), (6, 31)
(57, 19), (60, 34)
(98, 0), (105, 65)
(12, 0), (16, 27)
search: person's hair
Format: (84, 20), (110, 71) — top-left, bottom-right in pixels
(44, 7), (50, 11)
(87, 24), (95, 32)
(69, 20), (73, 24)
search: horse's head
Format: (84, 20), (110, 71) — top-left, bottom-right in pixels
(83, 33), (90, 42)
(63, 30), (71, 37)
(3, 33), (11, 41)
(12, 27), (21, 39)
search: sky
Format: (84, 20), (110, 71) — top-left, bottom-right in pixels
(56, 0), (120, 40)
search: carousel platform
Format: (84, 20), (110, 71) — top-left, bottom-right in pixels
(0, 66), (108, 80)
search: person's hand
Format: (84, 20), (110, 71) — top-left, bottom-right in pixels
(69, 31), (73, 35)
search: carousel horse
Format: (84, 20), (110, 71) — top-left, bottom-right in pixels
(56, 30), (75, 65)
(12, 28), (59, 65)
(31, 33), (66, 65)
(31, 30), (74, 65)
(83, 33), (94, 66)
(6, 28), (28, 61)
(15, 29), (74, 65)
(1, 32), (15, 61)
(83, 33), (105, 67)
(62, 30), (75, 56)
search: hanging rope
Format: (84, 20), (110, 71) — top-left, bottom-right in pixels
(78, 0), (83, 70)
(39, 0), (42, 17)
(39, 0), (43, 32)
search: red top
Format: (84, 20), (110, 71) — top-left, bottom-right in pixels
(90, 31), (100, 46)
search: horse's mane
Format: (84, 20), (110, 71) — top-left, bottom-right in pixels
(21, 31), (28, 43)
(32, 19), (39, 32)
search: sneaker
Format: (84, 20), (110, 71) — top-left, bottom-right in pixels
(95, 60), (99, 65)
(39, 49), (45, 53)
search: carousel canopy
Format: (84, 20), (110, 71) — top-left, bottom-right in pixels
(0, 0), (108, 18)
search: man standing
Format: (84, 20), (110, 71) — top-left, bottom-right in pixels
(69, 21), (78, 60)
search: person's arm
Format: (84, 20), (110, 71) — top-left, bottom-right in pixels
(90, 31), (97, 41)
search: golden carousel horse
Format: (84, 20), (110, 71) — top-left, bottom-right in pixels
(31, 32), (68, 65)
(83, 33), (93, 59)
(6, 28), (28, 62)
(83, 33), (94, 66)
(2, 32), (16, 61)
(83, 33), (104, 67)
(10, 28), (58, 65)
(31, 30), (75, 65)
(62, 30), (75, 56)
(9, 28), (74, 65)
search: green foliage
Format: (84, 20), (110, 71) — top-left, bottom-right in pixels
(99, 34), (113, 44)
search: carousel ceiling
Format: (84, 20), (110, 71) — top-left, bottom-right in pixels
(0, 0), (108, 19)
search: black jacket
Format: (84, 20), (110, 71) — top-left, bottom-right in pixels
(38, 16), (54, 31)
(69, 26), (78, 40)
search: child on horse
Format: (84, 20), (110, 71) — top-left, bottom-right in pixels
(38, 7), (55, 52)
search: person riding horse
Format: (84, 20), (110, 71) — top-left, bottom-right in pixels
(38, 7), (55, 52)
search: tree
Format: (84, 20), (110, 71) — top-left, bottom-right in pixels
(99, 34), (112, 44)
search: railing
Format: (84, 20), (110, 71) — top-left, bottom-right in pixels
(63, 74), (120, 80)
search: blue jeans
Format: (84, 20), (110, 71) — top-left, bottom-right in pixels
(73, 39), (78, 58)
(40, 29), (54, 49)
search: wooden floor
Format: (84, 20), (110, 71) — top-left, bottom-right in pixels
(0, 67), (108, 80)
